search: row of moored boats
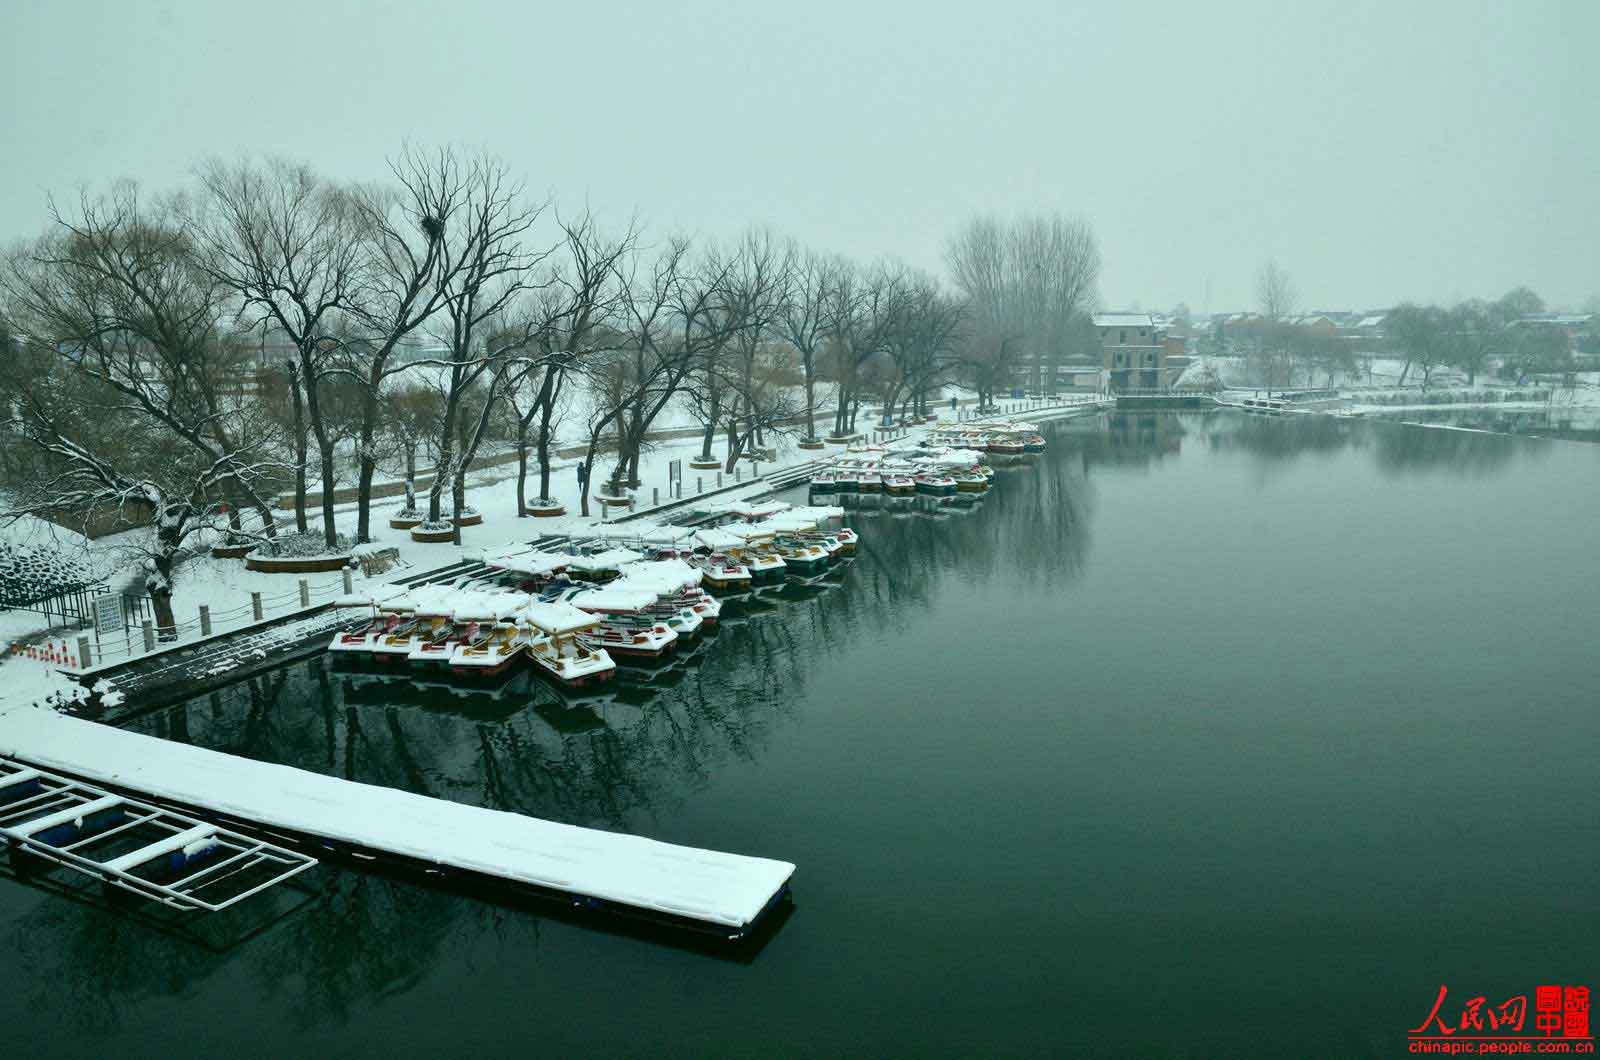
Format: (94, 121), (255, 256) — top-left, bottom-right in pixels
(330, 502), (857, 685)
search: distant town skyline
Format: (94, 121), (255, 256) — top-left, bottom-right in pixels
(3, 0), (1595, 312)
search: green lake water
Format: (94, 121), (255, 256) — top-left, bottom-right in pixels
(3, 411), (1595, 1058)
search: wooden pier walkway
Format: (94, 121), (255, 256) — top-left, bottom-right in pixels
(0, 705), (794, 938)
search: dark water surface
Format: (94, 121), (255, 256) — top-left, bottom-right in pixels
(4, 412), (1596, 1058)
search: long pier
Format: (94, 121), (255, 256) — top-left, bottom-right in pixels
(0, 705), (794, 938)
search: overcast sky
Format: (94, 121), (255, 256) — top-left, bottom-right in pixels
(4, 0), (1595, 313)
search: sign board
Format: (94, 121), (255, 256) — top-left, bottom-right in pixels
(93, 595), (124, 633)
(668, 460), (682, 483)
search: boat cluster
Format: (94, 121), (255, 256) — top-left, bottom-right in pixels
(329, 501), (857, 686)
(810, 421), (1042, 497)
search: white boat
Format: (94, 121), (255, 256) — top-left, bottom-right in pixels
(449, 622), (528, 676)
(520, 600), (616, 686)
(563, 585), (680, 657)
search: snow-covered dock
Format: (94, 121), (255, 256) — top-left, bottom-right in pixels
(0, 705), (794, 937)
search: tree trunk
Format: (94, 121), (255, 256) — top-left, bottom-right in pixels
(802, 356), (816, 440)
(427, 394), (459, 523)
(451, 474), (466, 546)
(354, 373), (379, 544)
(535, 369), (558, 504)
(515, 418), (528, 517)
(300, 349), (339, 549)
(403, 445), (417, 512)
(316, 441), (338, 549)
(287, 362), (308, 534)
(355, 456), (377, 544)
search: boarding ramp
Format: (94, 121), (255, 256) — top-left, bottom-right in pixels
(0, 756), (317, 912)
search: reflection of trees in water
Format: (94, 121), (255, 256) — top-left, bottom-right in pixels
(6, 862), (530, 1037)
(1375, 406), (1600, 443)
(1370, 420), (1523, 475)
(1190, 409), (1529, 478)
(48, 437), (1098, 1031)
(1197, 410), (1356, 463)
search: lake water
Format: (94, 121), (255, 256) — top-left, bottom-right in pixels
(3, 412), (1596, 1058)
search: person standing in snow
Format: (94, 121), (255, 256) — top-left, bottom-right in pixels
(576, 461), (587, 490)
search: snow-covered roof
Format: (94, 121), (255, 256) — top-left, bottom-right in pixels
(482, 550), (570, 577)
(1093, 312), (1156, 328)
(615, 558), (702, 591)
(691, 527), (746, 550)
(521, 600), (600, 635)
(566, 585), (661, 612)
(449, 590), (526, 621)
(565, 548), (643, 571)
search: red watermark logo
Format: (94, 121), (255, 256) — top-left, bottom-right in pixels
(1409, 984), (1593, 1054)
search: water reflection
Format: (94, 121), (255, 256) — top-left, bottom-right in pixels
(8, 409), (1579, 1049)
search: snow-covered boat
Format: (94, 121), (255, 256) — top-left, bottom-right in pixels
(520, 601), (616, 686)
(694, 552), (754, 592)
(883, 474), (915, 495)
(856, 470), (883, 493)
(564, 547), (644, 584)
(810, 471), (838, 494)
(914, 472), (957, 494)
(953, 472), (989, 492)
(328, 613), (402, 656)
(772, 535), (829, 573)
(449, 622), (528, 677)
(563, 584), (680, 658)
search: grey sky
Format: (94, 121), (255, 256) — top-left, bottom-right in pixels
(4, 0), (1595, 312)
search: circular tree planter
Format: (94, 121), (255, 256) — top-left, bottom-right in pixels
(455, 510), (484, 528)
(688, 458), (722, 470)
(522, 500), (567, 518)
(245, 552), (353, 574)
(210, 542), (254, 560)
(596, 494), (634, 514)
(824, 434), (860, 445)
(388, 511), (424, 530)
(797, 439), (827, 450)
(410, 522), (456, 544)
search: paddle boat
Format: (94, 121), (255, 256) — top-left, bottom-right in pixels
(914, 472), (958, 495)
(450, 621), (528, 677)
(521, 600), (617, 686)
(563, 584), (680, 658)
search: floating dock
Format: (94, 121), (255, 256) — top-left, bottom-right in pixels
(0, 706), (794, 937)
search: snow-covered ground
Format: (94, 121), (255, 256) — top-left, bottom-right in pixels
(0, 390), (1029, 713)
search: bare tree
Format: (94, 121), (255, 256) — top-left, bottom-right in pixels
(418, 157), (553, 544)
(195, 158), (367, 547)
(1, 190), (283, 632)
(946, 213), (1099, 407)
(713, 229), (794, 469)
(778, 245), (840, 444)
(822, 261), (909, 436)
(1386, 303), (1450, 389)
(1256, 261), (1296, 321)
(338, 146), (466, 542)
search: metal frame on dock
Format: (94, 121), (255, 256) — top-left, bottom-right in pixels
(0, 756), (317, 912)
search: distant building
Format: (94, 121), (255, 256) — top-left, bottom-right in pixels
(1094, 312), (1171, 391)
